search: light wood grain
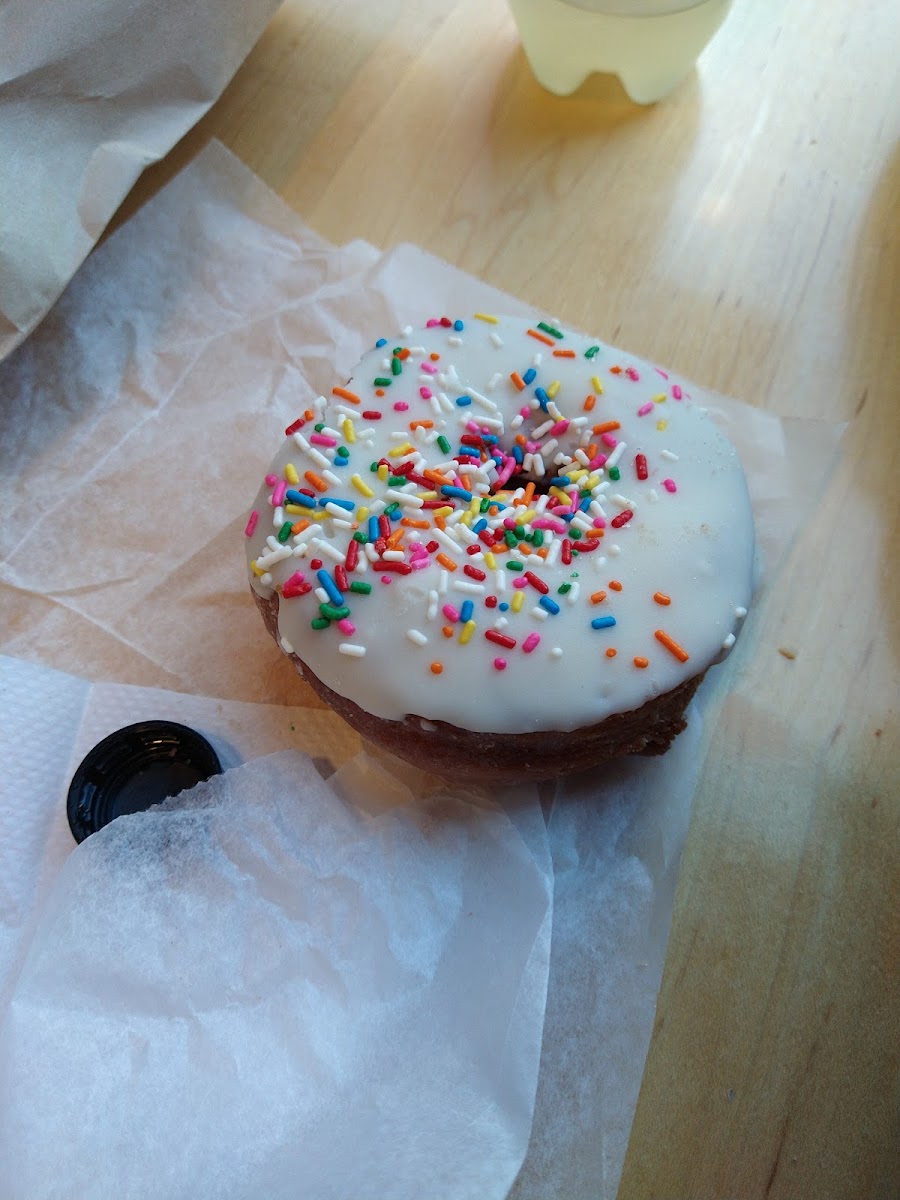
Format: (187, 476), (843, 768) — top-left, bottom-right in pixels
(121, 0), (900, 1195)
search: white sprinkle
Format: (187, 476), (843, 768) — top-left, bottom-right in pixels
(487, 371), (503, 391)
(722, 633), (736, 650)
(292, 432), (330, 469)
(448, 335), (463, 347)
(566, 581), (580, 605)
(648, 489), (659, 502)
(316, 541), (345, 563)
(364, 542), (379, 562)
(661, 449), (679, 461)
(406, 628), (428, 646)
(494, 569), (507, 594)
(427, 590), (439, 620)
(546, 538), (561, 567)
(532, 418), (554, 439)
(574, 449), (591, 467)
(532, 352), (543, 366)
(541, 438), (559, 458)
(384, 489), (425, 508)
(453, 581), (486, 595)
(531, 606), (548, 621)
(339, 643), (366, 657)
(355, 555), (368, 573)
(605, 441), (627, 470)
(434, 528), (462, 555)
(368, 499), (387, 516)
(550, 647), (563, 659)
(323, 470), (341, 487)
(319, 425), (341, 439)
(331, 518), (354, 530)
(266, 535), (280, 552)
(511, 413), (524, 429)
(533, 453), (546, 476)
(735, 606), (748, 618)
(608, 543), (622, 556)
(382, 550), (405, 562)
(273, 505), (285, 527)
(314, 586), (329, 603)
(471, 390), (499, 413)
(402, 325), (413, 336)
(610, 493), (636, 510)
(547, 402), (563, 422)
(260, 572), (273, 586)
(570, 417), (589, 428)
(494, 616), (509, 630)
(439, 570), (449, 595)
(430, 395), (443, 416)
(256, 546), (293, 570)
(589, 500), (607, 520)
(490, 332), (504, 348)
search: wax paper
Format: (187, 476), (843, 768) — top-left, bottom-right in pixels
(0, 141), (844, 1198)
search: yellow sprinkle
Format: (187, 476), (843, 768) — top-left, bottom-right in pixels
(388, 442), (414, 457)
(250, 560), (266, 578)
(518, 509), (537, 525)
(567, 469), (587, 483)
(474, 313), (498, 324)
(653, 393), (667, 403)
(460, 619), (477, 644)
(351, 473), (374, 497)
(511, 590), (524, 613)
(591, 376), (604, 394)
(434, 505), (454, 517)
(284, 504), (304, 514)
(358, 506), (369, 522)
(312, 510), (328, 521)
(342, 418), (356, 444)
(377, 464), (389, 481)
(284, 463), (299, 484)
(585, 474), (600, 489)
(459, 511), (472, 527)
(484, 551), (497, 570)
(549, 487), (569, 502)
(547, 380), (561, 399)
(657, 419), (668, 431)
(468, 497), (481, 514)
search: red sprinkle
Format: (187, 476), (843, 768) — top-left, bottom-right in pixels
(310, 558), (323, 570)
(362, 410), (383, 420)
(485, 630), (516, 649)
(524, 570), (549, 595)
(464, 565), (487, 581)
(426, 540), (440, 553)
(635, 453), (648, 480)
(562, 539), (573, 565)
(374, 560), (412, 575)
(284, 417), (305, 436)
(493, 657), (507, 671)
(334, 565), (349, 592)
(611, 510), (634, 528)
(485, 595), (498, 608)
(378, 515), (391, 539)
(345, 540), (359, 571)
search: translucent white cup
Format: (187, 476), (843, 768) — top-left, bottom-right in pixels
(507, 0), (732, 104)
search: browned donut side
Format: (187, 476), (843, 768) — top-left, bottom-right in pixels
(253, 586), (705, 782)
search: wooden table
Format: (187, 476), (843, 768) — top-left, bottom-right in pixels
(119, 1), (900, 1194)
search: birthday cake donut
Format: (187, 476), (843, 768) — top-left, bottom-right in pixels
(245, 314), (754, 781)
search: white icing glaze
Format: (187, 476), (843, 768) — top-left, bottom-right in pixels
(245, 315), (754, 734)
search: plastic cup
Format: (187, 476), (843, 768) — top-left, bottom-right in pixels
(507, 0), (732, 103)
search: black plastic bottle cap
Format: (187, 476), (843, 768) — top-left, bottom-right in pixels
(67, 720), (222, 843)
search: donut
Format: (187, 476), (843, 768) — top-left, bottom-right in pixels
(244, 314), (754, 781)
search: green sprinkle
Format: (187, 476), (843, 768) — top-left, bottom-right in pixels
(437, 435), (451, 455)
(391, 357), (402, 376)
(523, 530), (534, 543)
(320, 603), (350, 621)
(392, 346), (403, 356)
(277, 521), (293, 544)
(338, 446), (349, 458)
(585, 345), (600, 359)
(373, 377), (392, 387)
(352, 531), (367, 543)
(370, 461), (379, 472)
(314, 423), (325, 432)
(537, 321), (563, 339)
(506, 560), (524, 572)
(558, 583), (571, 594)
(311, 617), (330, 630)
(580, 488), (592, 499)
(350, 580), (372, 594)
(504, 530), (518, 548)
(384, 502), (400, 517)
(514, 525), (526, 539)
(609, 466), (621, 481)
(571, 571), (580, 578)
(480, 497), (491, 513)
(570, 528), (582, 539)
(388, 475), (407, 486)
(533, 529), (544, 548)
(572, 549), (580, 557)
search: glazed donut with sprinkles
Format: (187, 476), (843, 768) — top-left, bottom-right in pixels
(245, 314), (754, 781)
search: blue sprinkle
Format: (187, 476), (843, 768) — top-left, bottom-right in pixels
(473, 518), (488, 533)
(375, 338), (387, 347)
(320, 496), (355, 511)
(551, 476), (571, 486)
(539, 596), (561, 615)
(285, 489), (315, 509)
(579, 498), (592, 512)
(367, 516), (379, 541)
(535, 387), (550, 411)
(460, 599), (474, 623)
(498, 602), (509, 612)
(317, 569), (344, 606)
(513, 445), (524, 464)
(522, 367), (537, 385)
(441, 485), (474, 501)
(455, 395), (472, 407)
(591, 616), (617, 630)
(453, 319), (464, 331)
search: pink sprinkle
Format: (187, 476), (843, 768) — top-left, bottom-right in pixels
(637, 402), (654, 417)
(672, 384), (683, 400)
(526, 440), (541, 454)
(466, 420), (480, 432)
(244, 510), (259, 537)
(519, 406), (531, 419)
(265, 474), (278, 487)
(283, 570), (305, 588)
(601, 432), (618, 448)
(426, 318), (440, 327)
(337, 618), (356, 635)
(533, 518), (567, 533)
(512, 577), (529, 589)
(442, 603), (460, 622)
(419, 387), (433, 400)
(522, 632), (541, 654)
(663, 478), (678, 493)
(626, 367), (640, 381)
(420, 362), (438, 375)
(271, 480), (287, 506)
(503, 516), (518, 529)
(550, 420), (569, 435)
(380, 575), (392, 584)
(309, 433), (337, 447)
(655, 367), (670, 379)
(410, 557), (429, 570)
(393, 401), (409, 412)
(588, 454), (607, 470)
(493, 657), (507, 671)
(593, 517), (606, 529)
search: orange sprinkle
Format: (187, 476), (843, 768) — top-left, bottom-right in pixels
(510, 372), (526, 391)
(290, 519), (311, 535)
(434, 514), (447, 531)
(609, 580), (623, 592)
(593, 420), (621, 435)
(430, 351), (440, 361)
(424, 468), (453, 486)
(653, 591), (671, 606)
(519, 543), (532, 556)
(375, 389), (385, 397)
(536, 547), (548, 559)
(332, 386), (360, 405)
(409, 419), (434, 430)
(583, 394), (596, 412)
(397, 348), (410, 360)
(654, 629), (689, 663)
(386, 528), (405, 549)
(459, 472), (473, 492)
(304, 408), (315, 421)
(590, 590), (607, 604)
(436, 553), (457, 571)
(605, 648), (617, 658)
(610, 365), (623, 375)
(634, 656), (649, 669)
(523, 481), (535, 506)
(304, 471), (328, 493)
(430, 661), (443, 674)
(441, 626), (453, 639)
(400, 517), (430, 529)
(527, 328), (556, 347)
(587, 443), (599, 459)
(515, 433), (528, 447)
(553, 349), (576, 358)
